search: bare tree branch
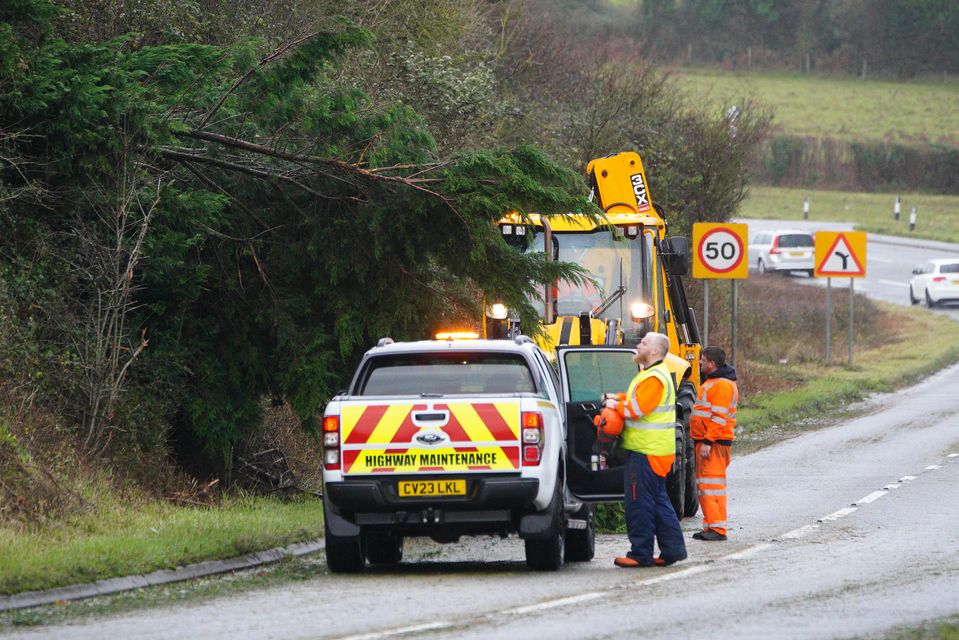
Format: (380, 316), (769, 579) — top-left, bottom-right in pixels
(159, 148), (366, 203)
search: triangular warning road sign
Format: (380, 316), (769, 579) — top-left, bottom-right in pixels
(816, 233), (865, 276)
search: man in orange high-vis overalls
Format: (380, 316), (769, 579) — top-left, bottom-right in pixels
(690, 346), (738, 541)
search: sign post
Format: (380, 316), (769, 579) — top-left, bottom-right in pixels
(703, 282), (709, 346)
(814, 231), (867, 366)
(692, 223), (749, 365)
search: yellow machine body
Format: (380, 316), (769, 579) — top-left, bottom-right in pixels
(494, 152), (702, 388)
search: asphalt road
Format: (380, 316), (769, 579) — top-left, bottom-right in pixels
(7, 225), (959, 640)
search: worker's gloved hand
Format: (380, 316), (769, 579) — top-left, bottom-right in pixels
(600, 393), (617, 404)
(602, 398), (618, 410)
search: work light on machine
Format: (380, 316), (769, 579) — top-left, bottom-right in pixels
(630, 301), (655, 320)
(486, 303), (509, 320)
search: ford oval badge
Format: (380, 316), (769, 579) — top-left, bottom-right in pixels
(415, 431), (445, 445)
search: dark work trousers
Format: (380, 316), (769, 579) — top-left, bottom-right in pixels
(624, 450), (687, 564)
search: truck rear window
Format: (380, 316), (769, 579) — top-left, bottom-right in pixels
(357, 353), (538, 396)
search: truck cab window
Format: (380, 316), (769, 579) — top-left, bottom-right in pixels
(563, 350), (638, 403)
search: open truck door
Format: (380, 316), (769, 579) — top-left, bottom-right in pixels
(556, 345), (637, 502)
(557, 345), (696, 519)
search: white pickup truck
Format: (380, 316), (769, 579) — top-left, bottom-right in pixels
(321, 336), (694, 572)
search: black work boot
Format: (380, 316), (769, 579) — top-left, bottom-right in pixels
(692, 529), (727, 541)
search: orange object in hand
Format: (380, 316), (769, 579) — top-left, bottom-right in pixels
(593, 407), (624, 437)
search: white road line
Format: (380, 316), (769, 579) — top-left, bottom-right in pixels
(722, 543), (774, 560)
(854, 490), (887, 505)
(925, 465), (943, 470)
(870, 257), (894, 263)
(336, 621), (455, 640)
(882, 483), (902, 491)
(949, 453), (959, 458)
(634, 565), (711, 586)
(899, 475), (917, 482)
(878, 279), (908, 288)
(504, 592), (603, 615)
(818, 507), (857, 522)
(780, 524), (820, 540)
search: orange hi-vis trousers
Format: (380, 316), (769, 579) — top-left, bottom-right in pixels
(695, 442), (731, 535)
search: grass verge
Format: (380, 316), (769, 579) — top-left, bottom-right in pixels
(741, 185), (959, 244)
(0, 494), (323, 596)
(880, 615), (959, 640)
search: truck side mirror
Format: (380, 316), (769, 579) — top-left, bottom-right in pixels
(661, 236), (689, 276)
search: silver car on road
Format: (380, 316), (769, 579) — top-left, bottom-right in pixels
(748, 229), (815, 276)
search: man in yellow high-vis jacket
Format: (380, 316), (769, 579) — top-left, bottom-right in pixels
(602, 332), (687, 568)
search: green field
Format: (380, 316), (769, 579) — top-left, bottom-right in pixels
(741, 185), (959, 243)
(673, 68), (959, 145)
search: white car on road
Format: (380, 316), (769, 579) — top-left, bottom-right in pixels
(748, 229), (815, 276)
(909, 259), (959, 307)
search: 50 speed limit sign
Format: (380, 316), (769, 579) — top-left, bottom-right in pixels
(692, 223), (749, 279)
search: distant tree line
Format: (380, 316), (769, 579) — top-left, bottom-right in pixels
(636, 0), (959, 79)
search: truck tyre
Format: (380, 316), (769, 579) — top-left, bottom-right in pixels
(325, 519), (365, 573)
(683, 432), (699, 518)
(666, 435), (686, 520)
(564, 504), (595, 562)
(365, 532), (404, 565)
(671, 380), (697, 519)
(525, 481), (566, 571)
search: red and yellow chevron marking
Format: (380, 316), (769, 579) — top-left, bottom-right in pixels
(340, 401), (521, 475)
(341, 404), (426, 445)
(343, 446), (520, 474)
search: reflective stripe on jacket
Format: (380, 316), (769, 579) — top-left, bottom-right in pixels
(620, 361), (676, 456)
(690, 377), (738, 443)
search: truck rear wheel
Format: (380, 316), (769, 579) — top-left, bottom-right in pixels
(564, 504), (595, 562)
(666, 439), (686, 520)
(325, 519), (365, 573)
(365, 532), (404, 565)
(675, 380), (698, 518)
(683, 434), (699, 518)
(525, 481), (566, 571)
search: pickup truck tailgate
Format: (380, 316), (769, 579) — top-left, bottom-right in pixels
(339, 400), (521, 475)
